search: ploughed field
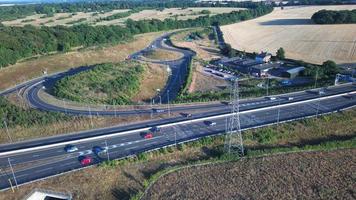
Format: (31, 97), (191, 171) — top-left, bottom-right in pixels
(142, 149), (356, 200)
(221, 5), (356, 65)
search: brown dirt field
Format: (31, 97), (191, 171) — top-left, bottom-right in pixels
(1, 9), (130, 26)
(0, 31), (163, 91)
(141, 49), (184, 61)
(221, 5), (356, 65)
(189, 61), (228, 93)
(143, 149), (356, 200)
(132, 63), (168, 102)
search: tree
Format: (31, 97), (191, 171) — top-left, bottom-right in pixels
(322, 60), (339, 77)
(220, 44), (236, 58)
(276, 47), (285, 60)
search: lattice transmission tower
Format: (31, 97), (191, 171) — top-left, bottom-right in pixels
(224, 79), (244, 156)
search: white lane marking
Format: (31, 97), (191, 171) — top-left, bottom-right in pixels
(0, 89), (354, 157)
(35, 167), (52, 173)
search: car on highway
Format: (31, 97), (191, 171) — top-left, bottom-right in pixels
(185, 113), (192, 118)
(80, 156), (93, 166)
(153, 108), (165, 113)
(267, 96), (277, 100)
(64, 144), (78, 153)
(318, 89), (326, 95)
(286, 97), (294, 101)
(93, 146), (107, 155)
(205, 121), (217, 126)
(150, 126), (161, 133)
(144, 132), (153, 139)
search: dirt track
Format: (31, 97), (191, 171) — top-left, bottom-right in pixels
(221, 5), (356, 65)
(143, 149), (356, 200)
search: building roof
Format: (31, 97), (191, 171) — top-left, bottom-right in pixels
(256, 52), (272, 58)
(251, 63), (280, 71)
(286, 66), (305, 74)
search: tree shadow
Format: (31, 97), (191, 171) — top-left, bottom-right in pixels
(259, 19), (313, 26)
(112, 187), (138, 200)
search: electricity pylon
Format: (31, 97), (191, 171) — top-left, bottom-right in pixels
(224, 79), (244, 156)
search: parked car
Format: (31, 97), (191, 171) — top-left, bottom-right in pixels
(144, 132), (153, 139)
(80, 156), (92, 166)
(64, 144), (78, 153)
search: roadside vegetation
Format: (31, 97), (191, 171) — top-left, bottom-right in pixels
(0, 96), (71, 129)
(1, 108), (354, 200)
(54, 61), (145, 105)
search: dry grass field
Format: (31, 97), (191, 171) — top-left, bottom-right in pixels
(170, 28), (227, 92)
(141, 49), (184, 61)
(0, 31), (163, 91)
(1, 9), (130, 26)
(221, 5), (356, 65)
(2, 7), (244, 27)
(143, 149), (356, 200)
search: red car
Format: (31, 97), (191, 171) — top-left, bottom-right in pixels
(144, 132), (153, 139)
(80, 156), (93, 166)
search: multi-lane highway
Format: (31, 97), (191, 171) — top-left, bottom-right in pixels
(0, 31), (355, 191)
(0, 84), (355, 190)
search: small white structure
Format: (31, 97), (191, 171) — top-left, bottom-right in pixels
(255, 52), (272, 63)
(25, 189), (72, 200)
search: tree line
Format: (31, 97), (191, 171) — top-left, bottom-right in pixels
(0, 0), (263, 21)
(0, 97), (70, 128)
(311, 9), (356, 24)
(0, 4), (273, 68)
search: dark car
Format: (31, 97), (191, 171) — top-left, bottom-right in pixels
(150, 126), (161, 133)
(93, 146), (107, 155)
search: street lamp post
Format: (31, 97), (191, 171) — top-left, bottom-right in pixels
(8, 158), (18, 189)
(3, 119), (12, 143)
(277, 98), (281, 126)
(167, 90), (171, 117)
(105, 140), (110, 161)
(314, 67), (319, 89)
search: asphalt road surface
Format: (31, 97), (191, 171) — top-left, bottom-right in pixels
(0, 85), (354, 190)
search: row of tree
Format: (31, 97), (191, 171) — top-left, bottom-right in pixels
(0, 4), (273, 68)
(311, 9), (356, 24)
(0, 97), (70, 128)
(0, 0), (263, 21)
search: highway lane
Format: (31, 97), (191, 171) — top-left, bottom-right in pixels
(0, 83), (354, 153)
(0, 91), (355, 190)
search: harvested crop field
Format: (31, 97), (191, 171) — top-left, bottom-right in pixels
(143, 149), (356, 200)
(221, 5), (356, 65)
(96, 7), (245, 26)
(1, 9), (130, 26)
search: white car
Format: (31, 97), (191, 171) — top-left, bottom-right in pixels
(64, 145), (78, 153)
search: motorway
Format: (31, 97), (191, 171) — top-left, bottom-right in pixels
(0, 31), (355, 191)
(0, 84), (355, 190)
